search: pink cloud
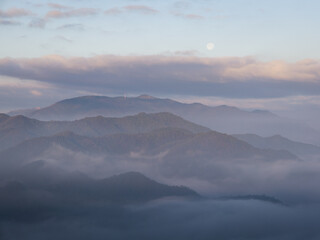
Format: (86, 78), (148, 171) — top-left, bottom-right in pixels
(123, 5), (158, 14)
(0, 55), (319, 83)
(0, 55), (319, 98)
(47, 3), (71, 10)
(0, 8), (33, 18)
(105, 7), (122, 15)
(46, 8), (98, 18)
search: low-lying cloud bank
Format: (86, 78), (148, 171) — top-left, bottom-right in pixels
(1, 198), (320, 240)
(1, 55), (320, 98)
(21, 144), (320, 204)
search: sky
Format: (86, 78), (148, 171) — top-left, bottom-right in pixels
(0, 0), (320, 122)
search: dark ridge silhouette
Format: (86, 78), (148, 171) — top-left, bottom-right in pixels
(48, 171), (199, 204)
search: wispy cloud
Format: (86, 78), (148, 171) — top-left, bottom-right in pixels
(0, 19), (21, 26)
(47, 3), (71, 10)
(46, 8), (98, 18)
(104, 7), (122, 15)
(173, 50), (199, 56)
(55, 35), (73, 43)
(57, 24), (85, 31)
(173, 12), (204, 19)
(105, 5), (158, 15)
(30, 89), (43, 96)
(29, 18), (46, 28)
(0, 8), (33, 18)
(123, 5), (158, 14)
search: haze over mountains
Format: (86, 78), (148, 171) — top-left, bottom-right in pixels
(0, 127), (296, 181)
(9, 95), (320, 145)
(0, 171), (198, 206)
(3, 0), (320, 237)
(234, 134), (320, 157)
(2, 97), (320, 200)
(2, 95), (320, 239)
(0, 112), (209, 150)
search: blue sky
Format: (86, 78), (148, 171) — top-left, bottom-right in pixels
(0, 0), (320, 122)
(1, 0), (319, 60)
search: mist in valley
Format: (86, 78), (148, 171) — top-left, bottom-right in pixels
(1, 110), (320, 239)
(2, 0), (320, 238)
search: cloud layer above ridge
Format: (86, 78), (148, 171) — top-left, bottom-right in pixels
(0, 55), (320, 99)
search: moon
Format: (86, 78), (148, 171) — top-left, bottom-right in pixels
(206, 42), (215, 51)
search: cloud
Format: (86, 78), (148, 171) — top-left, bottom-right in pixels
(0, 55), (319, 99)
(173, 50), (199, 56)
(0, 19), (21, 26)
(178, 95), (320, 112)
(123, 5), (158, 14)
(30, 90), (43, 96)
(0, 8), (33, 18)
(0, 75), (82, 112)
(1, 192), (320, 240)
(104, 7), (122, 15)
(55, 36), (73, 43)
(47, 3), (70, 10)
(29, 18), (46, 28)
(6, 134), (320, 204)
(0, 76), (57, 112)
(105, 5), (158, 15)
(45, 8), (98, 18)
(57, 24), (85, 31)
(173, 12), (204, 19)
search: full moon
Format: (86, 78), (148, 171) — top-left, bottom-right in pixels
(206, 42), (215, 51)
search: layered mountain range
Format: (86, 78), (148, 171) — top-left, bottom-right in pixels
(1, 94), (320, 238)
(0, 111), (299, 193)
(9, 95), (320, 145)
(0, 112), (209, 150)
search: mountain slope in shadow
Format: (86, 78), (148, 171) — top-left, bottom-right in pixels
(0, 112), (209, 151)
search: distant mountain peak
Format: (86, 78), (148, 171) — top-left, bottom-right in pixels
(214, 105), (240, 111)
(251, 109), (277, 116)
(4, 115), (40, 128)
(137, 94), (157, 100)
(109, 171), (150, 181)
(268, 134), (285, 139)
(0, 113), (10, 121)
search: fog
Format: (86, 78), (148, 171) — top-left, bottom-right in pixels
(1, 198), (320, 240)
(1, 138), (320, 239)
(6, 143), (319, 204)
(1, 108), (320, 239)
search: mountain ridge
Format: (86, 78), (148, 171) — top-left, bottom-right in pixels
(0, 128), (298, 180)
(233, 133), (320, 157)
(8, 94), (320, 145)
(8, 95), (275, 120)
(0, 112), (209, 151)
